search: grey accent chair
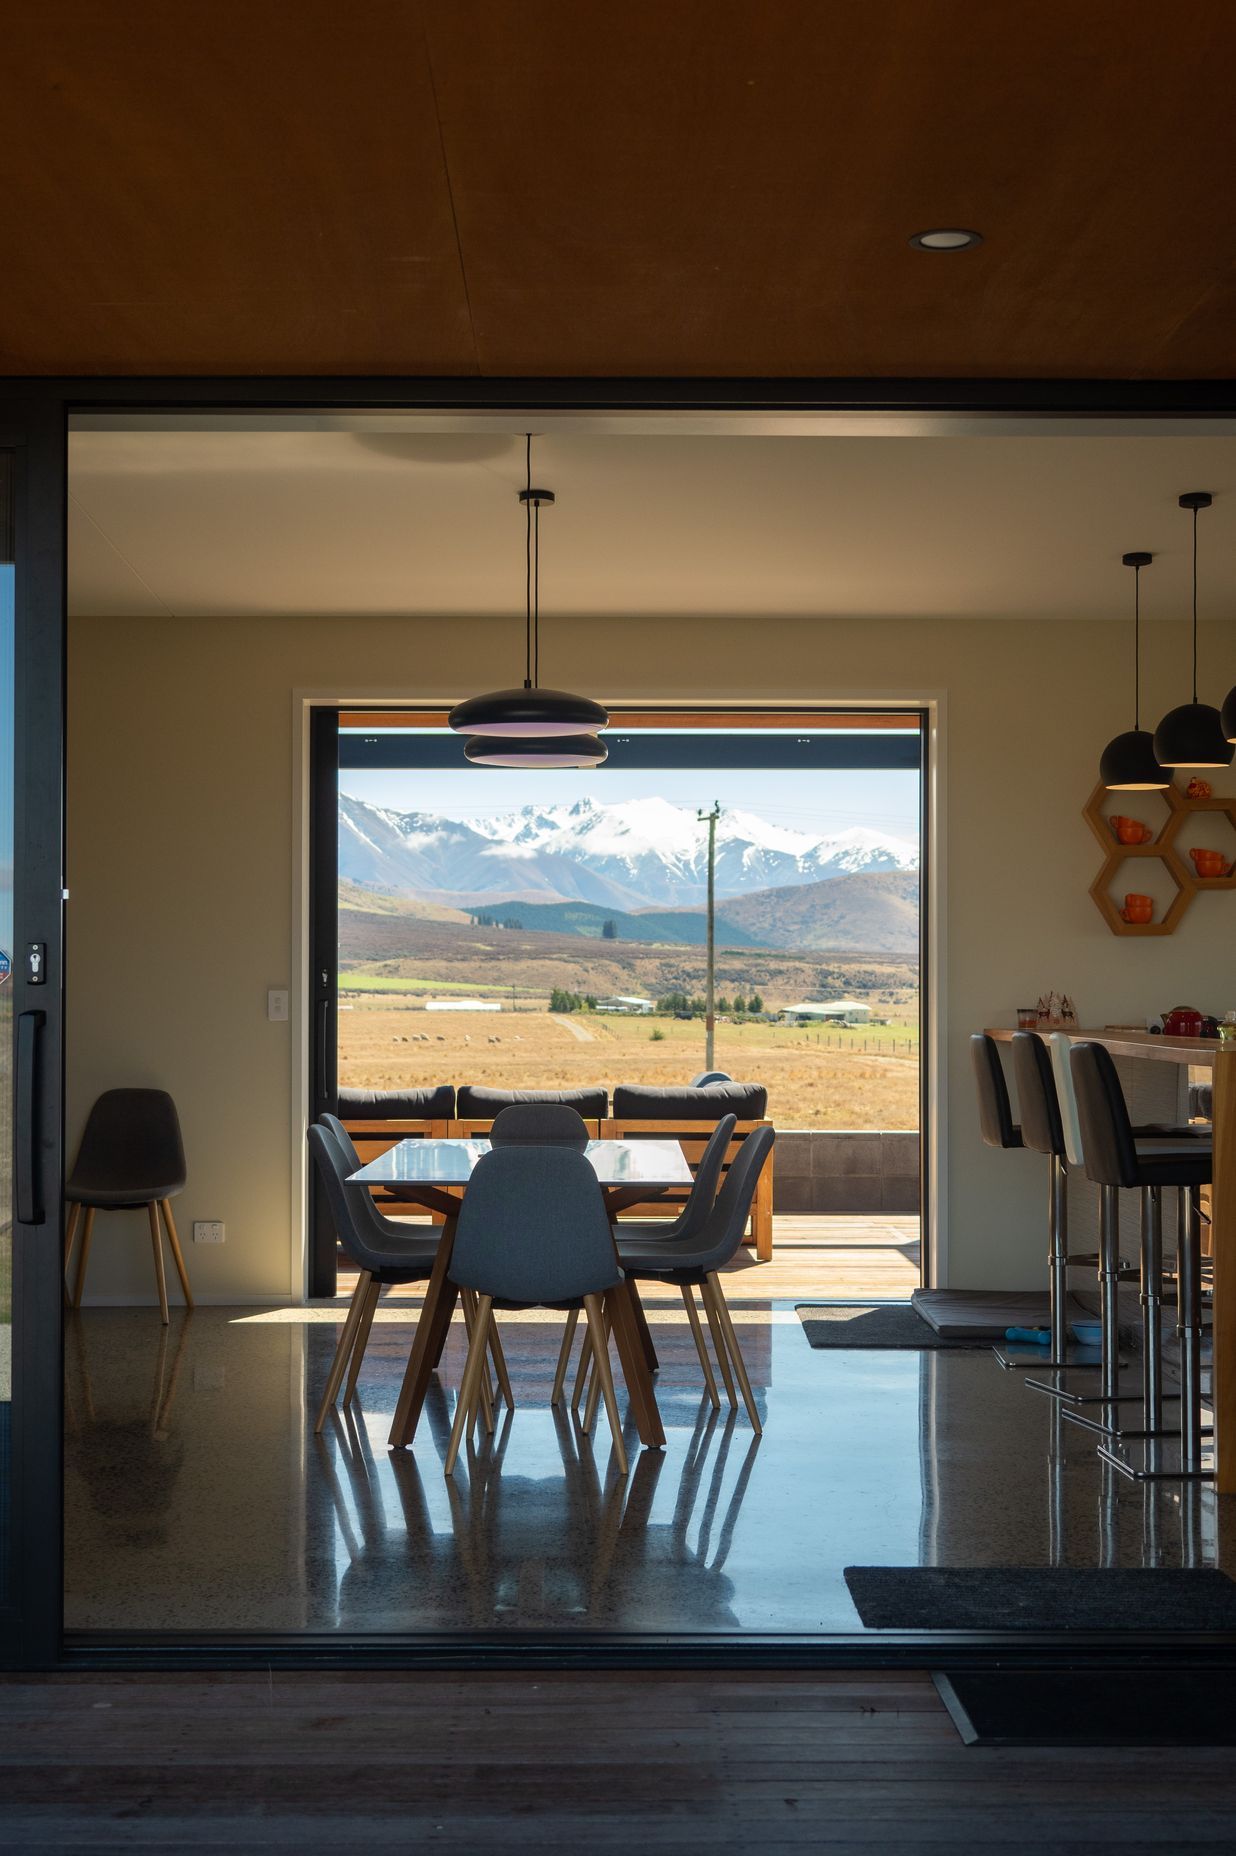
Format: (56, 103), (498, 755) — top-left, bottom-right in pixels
(562, 1113), (738, 1412)
(610, 1124), (775, 1432)
(444, 1144), (628, 1476)
(309, 1120), (513, 1435)
(65, 1088), (192, 1325)
(490, 1103), (589, 1149)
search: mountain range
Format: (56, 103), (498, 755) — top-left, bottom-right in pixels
(339, 792), (917, 913)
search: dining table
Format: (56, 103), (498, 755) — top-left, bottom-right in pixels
(347, 1136), (696, 1453)
(988, 1025), (1236, 1490)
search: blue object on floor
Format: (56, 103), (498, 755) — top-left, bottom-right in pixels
(1004, 1326), (1050, 1345)
(1070, 1320), (1103, 1346)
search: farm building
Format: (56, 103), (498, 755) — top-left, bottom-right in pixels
(598, 994), (655, 1015)
(781, 1000), (872, 1026)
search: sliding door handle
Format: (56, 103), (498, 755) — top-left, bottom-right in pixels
(316, 996), (330, 1106)
(17, 1008), (46, 1225)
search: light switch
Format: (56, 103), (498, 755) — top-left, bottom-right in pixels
(267, 988), (289, 1022)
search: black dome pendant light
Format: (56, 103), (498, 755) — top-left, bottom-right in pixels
(448, 434), (609, 761)
(1100, 551), (1169, 790)
(1153, 492), (1234, 770)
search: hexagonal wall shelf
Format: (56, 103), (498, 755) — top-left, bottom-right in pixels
(1084, 780), (1236, 934)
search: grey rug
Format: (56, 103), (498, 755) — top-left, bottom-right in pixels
(844, 1565), (1236, 1632)
(796, 1304), (987, 1349)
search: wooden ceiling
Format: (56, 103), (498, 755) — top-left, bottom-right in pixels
(5, 2), (1236, 378)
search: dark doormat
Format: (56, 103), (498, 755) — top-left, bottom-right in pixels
(796, 1304), (987, 1349)
(844, 1565), (1236, 1632)
(934, 1668), (1236, 1746)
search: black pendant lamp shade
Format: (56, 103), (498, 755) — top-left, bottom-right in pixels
(1152, 493), (1234, 770)
(1221, 681), (1236, 745)
(449, 686), (609, 738)
(464, 734), (608, 768)
(448, 436), (610, 745)
(1100, 552), (1169, 790)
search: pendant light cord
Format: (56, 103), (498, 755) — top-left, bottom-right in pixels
(524, 433), (533, 690)
(1191, 501), (1199, 703)
(1133, 559), (1141, 728)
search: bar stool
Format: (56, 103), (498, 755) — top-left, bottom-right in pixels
(1009, 1031), (1103, 1380)
(971, 1033), (1060, 1370)
(1069, 1040), (1212, 1479)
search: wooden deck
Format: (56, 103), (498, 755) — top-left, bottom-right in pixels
(4, 1670), (1236, 1848)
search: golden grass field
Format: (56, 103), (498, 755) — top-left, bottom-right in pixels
(338, 1000), (919, 1129)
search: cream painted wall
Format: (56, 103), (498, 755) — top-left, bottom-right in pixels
(67, 611), (1236, 1303)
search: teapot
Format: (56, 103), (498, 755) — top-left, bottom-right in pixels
(1162, 1005), (1204, 1038)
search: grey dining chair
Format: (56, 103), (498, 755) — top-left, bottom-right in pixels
(65, 1088), (192, 1325)
(609, 1124), (775, 1432)
(561, 1112), (738, 1411)
(309, 1121), (513, 1434)
(444, 1143), (628, 1476)
(489, 1102), (589, 1148)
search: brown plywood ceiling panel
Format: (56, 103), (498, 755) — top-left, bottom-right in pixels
(0, 2), (475, 374)
(4, 1), (1236, 376)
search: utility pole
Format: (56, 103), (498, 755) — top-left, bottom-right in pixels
(698, 801), (721, 1070)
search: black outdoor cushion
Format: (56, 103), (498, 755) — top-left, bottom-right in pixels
(337, 1085), (456, 1119)
(611, 1082), (768, 1120)
(456, 1085), (608, 1119)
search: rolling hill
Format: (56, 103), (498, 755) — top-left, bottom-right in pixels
(718, 869), (920, 955)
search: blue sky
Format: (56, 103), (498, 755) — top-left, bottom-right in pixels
(339, 764), (921, 840)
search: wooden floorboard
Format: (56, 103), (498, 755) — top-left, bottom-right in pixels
(3, 1672), (1236, 1850)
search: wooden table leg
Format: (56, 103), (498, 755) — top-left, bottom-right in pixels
(389, 1216), (458, 1450)
(629, 1281), (659, 1372)
(605, 1281), (665, 1449)
(1213, 1047), (1236, 1492)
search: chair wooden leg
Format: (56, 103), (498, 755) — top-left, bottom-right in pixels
(552, 1308), (579, 1406)
(147, 1202), (170, 1325)
(342, 1277), (382, 1405)
(487, 1317), (515, 1411)
(446, 1295), (493, 1475)
(71, 1206), (96, 1309)
(582, 1324), (606, 1432)
(630, 1282), (659, 1371)
(572, 1320), (595, 1407)
(459, 1287), (495, 1434)
(681, 1284), (720, 1409)
(63, 1202), (81, 1304)
(315, 1272), (371, 1432)
(583, 1294), (627, 1476)
(700, 1277), (737, 1408)
(707, 1270), (762, 1434)
(159, 1199), (194, 1309)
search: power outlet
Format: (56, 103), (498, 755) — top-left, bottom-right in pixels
(267, 988), (289, 1022)
(193, 1220), (225, 1244)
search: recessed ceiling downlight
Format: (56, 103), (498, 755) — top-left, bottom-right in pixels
(908, 228), (983, 251)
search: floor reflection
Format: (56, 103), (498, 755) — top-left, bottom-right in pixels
(63, 1302), (1230, 1636)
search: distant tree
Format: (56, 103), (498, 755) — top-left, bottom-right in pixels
(583, 993), (598, 1010)
(717, 996), (732, 1015)
(657, 990), (692, 1015)
(748, 992), (764, 1014)
(601, 918), (617, 940)
(550, 987), (584, 1013)
(689, 995), (706, 1018)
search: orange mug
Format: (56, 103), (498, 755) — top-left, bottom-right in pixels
(1121, 893), (1154, 924)
(1189, 847), (1231, 879)
(1112, 816), (1153, 845)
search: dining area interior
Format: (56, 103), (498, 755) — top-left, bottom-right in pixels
(54, 408), (1236, 1660)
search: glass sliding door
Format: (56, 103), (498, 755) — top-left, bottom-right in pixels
(0, 454), (13, 1614)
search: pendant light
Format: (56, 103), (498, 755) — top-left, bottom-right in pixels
(1221, 678), (1236, 746)
(1100, 552), (1169, 790)
(464, 734), (607, 768)
(1153, 492), (1234, 770)
(448, 435), (609, 756)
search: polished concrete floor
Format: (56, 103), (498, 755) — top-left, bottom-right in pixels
(63, 1257), (1230, 1638)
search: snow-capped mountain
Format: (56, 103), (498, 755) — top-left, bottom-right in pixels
(340, 791), (917, 910)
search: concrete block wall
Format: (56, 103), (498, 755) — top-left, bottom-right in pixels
(773, 1130), (920, 1215)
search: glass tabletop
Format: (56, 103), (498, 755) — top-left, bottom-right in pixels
(349, 1136), (694, 1188)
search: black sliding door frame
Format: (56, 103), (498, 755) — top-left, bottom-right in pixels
(4, 373), (1236, 1673)
(0, 391), (67, 1671)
